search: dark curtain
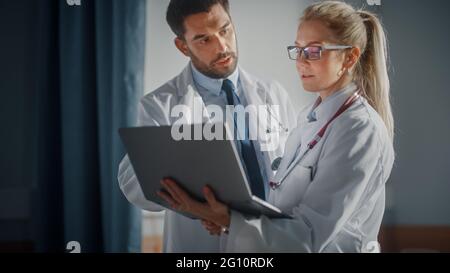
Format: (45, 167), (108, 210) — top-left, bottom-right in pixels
(31, 0), (145, 252)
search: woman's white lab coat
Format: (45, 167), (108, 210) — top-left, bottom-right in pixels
(225, 83), (395, 253)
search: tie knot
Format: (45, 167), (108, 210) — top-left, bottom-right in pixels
(222, 79), (237, 105)
(222, 79), (235, 93)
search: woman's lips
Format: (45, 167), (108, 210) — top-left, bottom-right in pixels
(301, 75), (315, 80)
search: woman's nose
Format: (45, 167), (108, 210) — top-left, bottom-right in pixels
(297, 54), (310, 68)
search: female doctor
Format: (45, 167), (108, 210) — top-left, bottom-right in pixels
(158, 1), (395, 252)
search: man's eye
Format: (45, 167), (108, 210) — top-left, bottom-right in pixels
(220, 29), (228, 35)
(200, 37), (210, 44)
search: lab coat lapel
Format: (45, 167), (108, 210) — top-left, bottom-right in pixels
(239, 68), (282, 182)
(274, 85), (359, 183)
(270, 126), (303, 184)
(238, 68), (266, 139)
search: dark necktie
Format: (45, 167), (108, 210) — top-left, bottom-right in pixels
(222, 79), (266, 200)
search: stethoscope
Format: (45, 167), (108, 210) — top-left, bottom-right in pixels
(264, 104), (289, 171)
(269, 91), (362, 190)
(265, 105), (290, 134)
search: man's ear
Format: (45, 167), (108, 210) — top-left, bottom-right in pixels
(175, 37), (189, 57)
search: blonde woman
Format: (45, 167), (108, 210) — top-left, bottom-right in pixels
(159, 1), (395, 252)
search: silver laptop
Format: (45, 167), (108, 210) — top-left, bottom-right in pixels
(119, 124), (291, 219)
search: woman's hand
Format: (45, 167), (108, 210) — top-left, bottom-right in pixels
(157, 178), (231, 228)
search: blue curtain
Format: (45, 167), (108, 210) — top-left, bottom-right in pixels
(32, 0), (145, 252)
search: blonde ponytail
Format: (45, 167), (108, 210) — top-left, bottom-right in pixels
(301, 1), (394, 140)
(356, 11), (394, 141)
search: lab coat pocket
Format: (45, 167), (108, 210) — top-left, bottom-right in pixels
(274, 164), (314, 214)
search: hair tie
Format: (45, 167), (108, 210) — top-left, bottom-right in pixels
(357, 11), (371, 22)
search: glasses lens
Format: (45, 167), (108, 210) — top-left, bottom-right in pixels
(288, 46), (299, 60)
(304, 46), (321, 60)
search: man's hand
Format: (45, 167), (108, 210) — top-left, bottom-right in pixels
(157, 178), (231, 228)
(201, 219), (225, 236)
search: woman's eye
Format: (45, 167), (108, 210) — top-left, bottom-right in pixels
(306, 47), (321, 53)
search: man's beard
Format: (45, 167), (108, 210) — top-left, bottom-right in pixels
(190, 50), (239, 79)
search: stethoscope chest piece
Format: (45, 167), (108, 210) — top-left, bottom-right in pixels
(271, 157), (282, 171)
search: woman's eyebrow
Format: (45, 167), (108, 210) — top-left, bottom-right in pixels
(294, 41), (323, 47)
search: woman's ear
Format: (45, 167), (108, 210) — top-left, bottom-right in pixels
(175, 37), (189, 57)
(346, 47), (361, 71)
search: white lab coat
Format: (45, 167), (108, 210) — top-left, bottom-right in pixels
(225, 83), (395, 253)
(118, 64), (297, 252)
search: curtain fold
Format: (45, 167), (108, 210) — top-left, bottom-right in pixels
(33, 0), (145, 252)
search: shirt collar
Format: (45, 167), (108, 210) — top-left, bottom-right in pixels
(306, 82), (359, 123)
(190, 62), (240, 96)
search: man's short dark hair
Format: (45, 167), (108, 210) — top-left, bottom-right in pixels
(166, 0), (230, 39)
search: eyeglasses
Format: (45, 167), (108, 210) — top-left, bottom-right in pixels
(287, 45), (353, 61)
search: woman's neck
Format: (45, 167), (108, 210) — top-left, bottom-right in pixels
(319, 76), (353, 100)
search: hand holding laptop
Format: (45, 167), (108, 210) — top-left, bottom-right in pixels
(158, 178), (231, 233)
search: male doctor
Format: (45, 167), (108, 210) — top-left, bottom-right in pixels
(118, 0), (296, 252)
